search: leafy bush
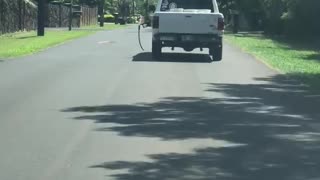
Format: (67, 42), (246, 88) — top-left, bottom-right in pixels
(126, 16), (137, 24)
(218, 0), (320, 38)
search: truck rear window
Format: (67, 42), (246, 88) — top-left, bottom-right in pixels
(160, 0), (214, 12)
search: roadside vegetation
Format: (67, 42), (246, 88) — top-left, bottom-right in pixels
(226, 34), (320, 90)
(220, 0), (320, 90)
(218, 0), (320, 38)
(0, 24), (126, 59)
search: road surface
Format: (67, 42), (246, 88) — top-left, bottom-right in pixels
(1, 26), (320, 180)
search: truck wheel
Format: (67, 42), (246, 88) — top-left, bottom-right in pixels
(210, 44), (223, 61)
(152, 41), (162, 59)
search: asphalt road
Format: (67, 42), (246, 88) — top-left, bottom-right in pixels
(1, 26), (320, 180)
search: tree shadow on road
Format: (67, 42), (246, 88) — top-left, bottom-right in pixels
(286, 72), (320, 91)
(133, 52), (213, 63)
(63, 74), (320, 180)
(306, 54), (320, 61)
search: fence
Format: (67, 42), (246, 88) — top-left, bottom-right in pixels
(47, 3), (98, 28)
(80, 6), (98, 27)
(0, 0), (37, 34)
(0, 0), (98, 35)
(47, 3), (70, 28)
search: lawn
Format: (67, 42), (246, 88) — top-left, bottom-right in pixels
(226, 34), (320, 90)
(0, 24), (128, 59)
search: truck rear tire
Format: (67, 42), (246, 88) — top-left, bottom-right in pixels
(152, 41), (162, 59)
(210, 44), (223, 61)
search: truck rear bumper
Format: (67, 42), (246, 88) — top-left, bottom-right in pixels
(153, 33), (222, 48)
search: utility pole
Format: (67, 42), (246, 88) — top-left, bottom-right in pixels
(99, 0), (104, 27)
(37, 0), (45, 36)
(145, 0), (149, 17)
(132, 0), (135, 16)
(68, 0), (73, 31)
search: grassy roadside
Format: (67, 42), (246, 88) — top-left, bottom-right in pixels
(225, 34), (320, 90)
(0, 24), (128, 59)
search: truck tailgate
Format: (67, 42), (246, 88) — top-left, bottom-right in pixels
(156, 12), (221, 34)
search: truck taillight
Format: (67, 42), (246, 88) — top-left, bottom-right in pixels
(152, 16), (159, 29)
(218, 17), (224, 31)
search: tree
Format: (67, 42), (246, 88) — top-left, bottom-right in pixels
(282, 0), (320, 37)
(104, 0), (117, 14)
(37, 0), (45, 36)
(217, 0), (320, 37)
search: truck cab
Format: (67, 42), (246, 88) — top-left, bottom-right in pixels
(152, 0), (224, 61)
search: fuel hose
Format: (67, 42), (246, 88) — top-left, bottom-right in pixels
(138, 24), (145, 51)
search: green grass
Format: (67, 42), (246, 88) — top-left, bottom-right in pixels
(0, 31), (93, 58)
(0, 23), (128, 59)
(226, 34), (320, 90)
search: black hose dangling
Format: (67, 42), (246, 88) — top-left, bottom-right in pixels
(138, 25), (145, 51)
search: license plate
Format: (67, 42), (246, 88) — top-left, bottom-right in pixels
(181, 35), (194, 41)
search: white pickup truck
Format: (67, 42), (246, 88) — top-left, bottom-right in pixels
(151, 0), (224, 61)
